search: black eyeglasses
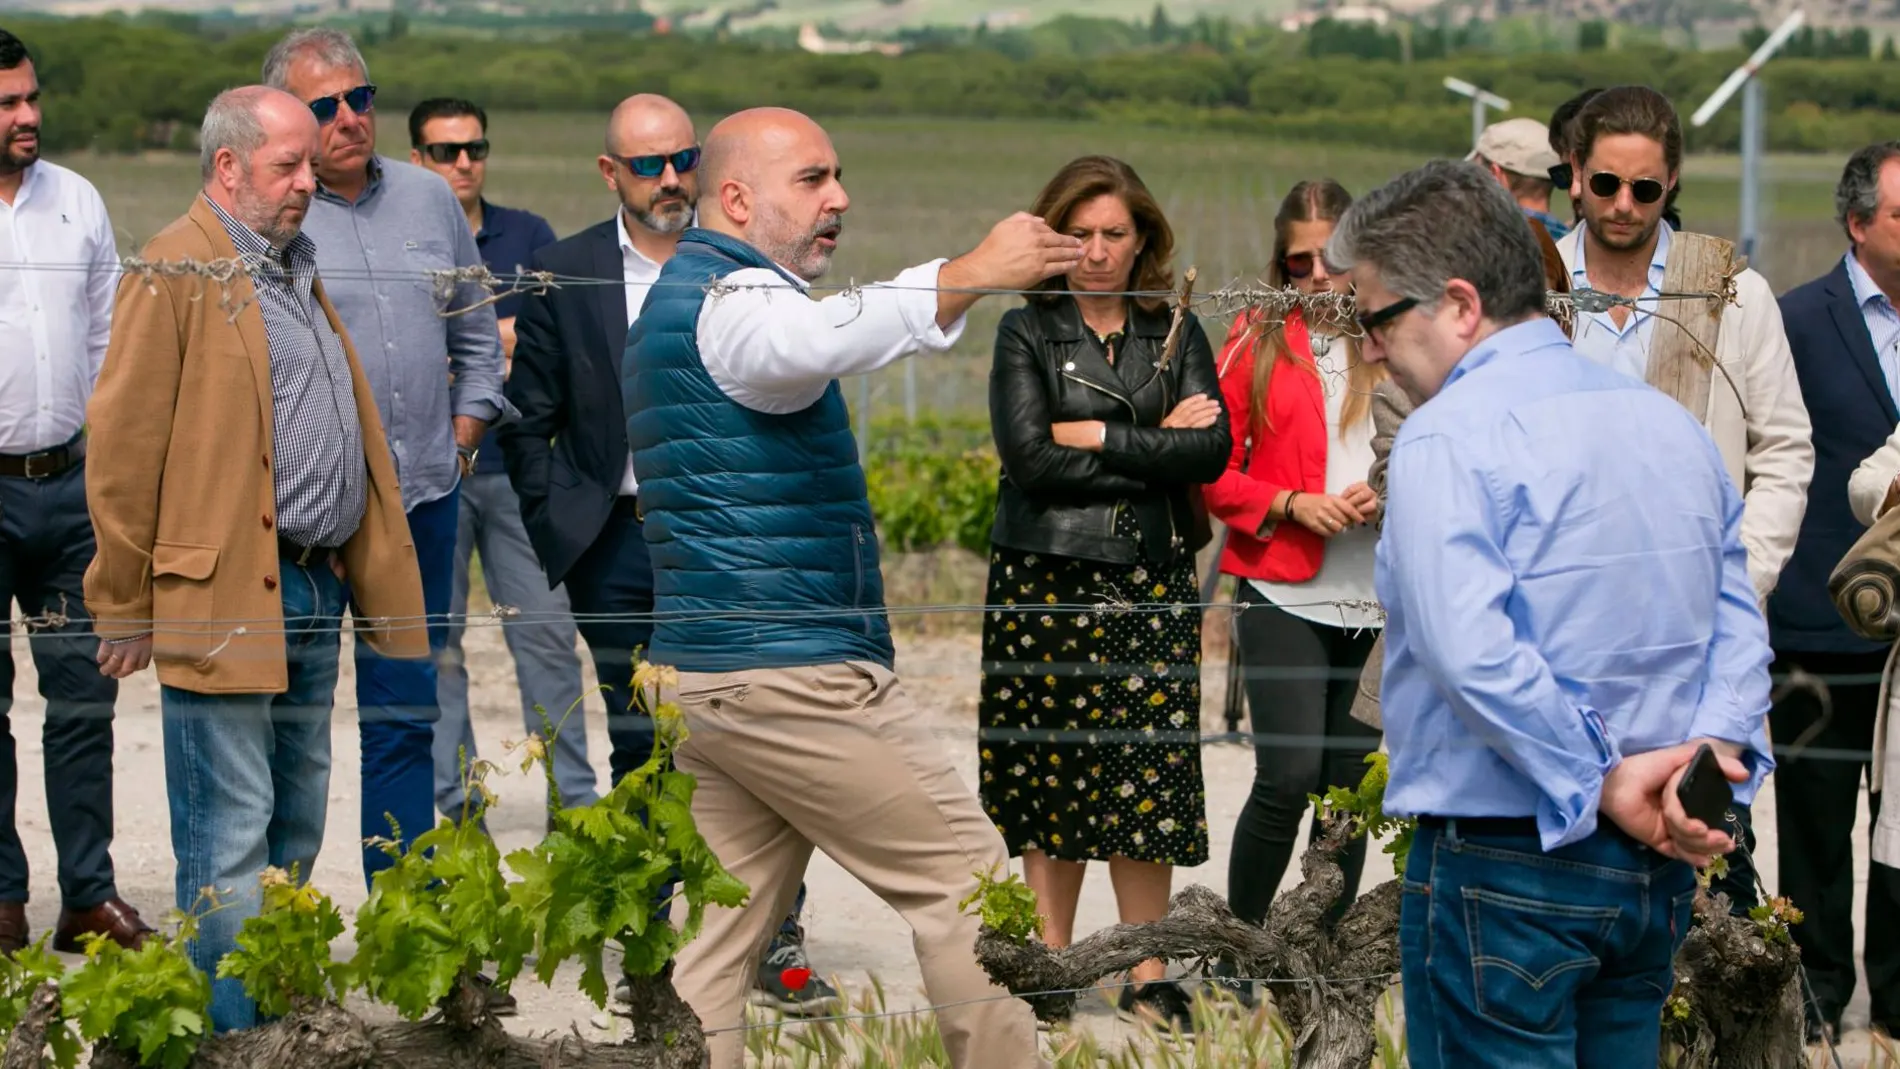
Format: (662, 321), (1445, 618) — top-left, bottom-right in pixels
(616, 146), (701, 179)
(1356, 295), (1418, 341)
(421, 139), (490, 164)
(1549, 162), (1574, 191)
(1587, 170), (1667, 204)
(308, 84), (375, 125)
(1283, 251), (1317, 280)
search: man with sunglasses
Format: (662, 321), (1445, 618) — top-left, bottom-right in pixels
(261, 30), (512, 906)
(497, 93), (838, 1016)
(1332, 157), (1772, 1069)
(403, 97), (593, 831)
(1557, 86), (1810, 605)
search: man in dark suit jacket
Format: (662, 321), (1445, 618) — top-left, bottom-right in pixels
(496, 92), (836, 1018)
(1765, 141), (1900, 1044)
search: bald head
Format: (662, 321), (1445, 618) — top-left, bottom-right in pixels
(697, 108), (850, 281)
(606, 93), (692, 157)
(598, 93), (698, 238)
(201, 85), (319, 248)
(200, 86), (314, 183)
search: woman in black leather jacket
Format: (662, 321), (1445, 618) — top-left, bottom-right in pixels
(977, 155), (1230, 1033)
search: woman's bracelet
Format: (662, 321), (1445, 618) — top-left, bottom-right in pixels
(1283, 490), (1302, 520)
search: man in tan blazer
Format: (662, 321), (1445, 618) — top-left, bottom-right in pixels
(82, 86), (425, 1034)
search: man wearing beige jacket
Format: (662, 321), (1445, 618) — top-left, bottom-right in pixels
(83, 86), (426, 1034)
(1557, 86), (1812, 602)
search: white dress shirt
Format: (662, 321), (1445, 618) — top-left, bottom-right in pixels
(616, 210), (663, 495)
(696, 259), (964, 414)
(0, 160), (118, 453)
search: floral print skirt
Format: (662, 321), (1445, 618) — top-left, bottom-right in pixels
(976, 522), (1208, 866)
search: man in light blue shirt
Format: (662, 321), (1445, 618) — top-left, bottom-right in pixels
(262, 27), (512, 942)
(1326, 159), (1773, 1068)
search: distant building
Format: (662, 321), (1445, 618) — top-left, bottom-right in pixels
(1279, 4), (1394, 31)
(797, 22), (905, 56)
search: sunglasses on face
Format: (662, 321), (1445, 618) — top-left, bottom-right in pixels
(1549, 162), (1574, 191)
(616, 146), (701, 179)
(421, 139), (490, 165)
(1283, 251), (1317, 280)
(1355, 295), (1419, 342)
(1587, 170), (1667, 204)
(308, 84), (376, 125)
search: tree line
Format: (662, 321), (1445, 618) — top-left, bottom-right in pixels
(11, 13), (1899, 158)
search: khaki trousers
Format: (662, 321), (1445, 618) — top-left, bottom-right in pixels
(669, 660), (1045, 1069)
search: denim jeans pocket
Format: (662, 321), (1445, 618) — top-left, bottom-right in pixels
(1464, 887), (1620, 1032)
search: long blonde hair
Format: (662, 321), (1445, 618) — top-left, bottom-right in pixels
(1245, 180), (1385, 439)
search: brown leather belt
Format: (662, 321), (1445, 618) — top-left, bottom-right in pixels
(0, 437), (85, 479)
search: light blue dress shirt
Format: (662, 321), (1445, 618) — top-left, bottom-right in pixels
(1845, 251), (1900, 406)
(1568, 223), (1671, 383)
(1376, 318), (1775, 851)
(304, 156), (509, 513)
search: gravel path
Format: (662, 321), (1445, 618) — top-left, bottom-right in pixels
(3, 618), (1883, 1065)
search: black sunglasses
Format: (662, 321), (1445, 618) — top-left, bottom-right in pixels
(616, 146), (701, 179)
(1549, 162), (1574, 191)
(308, 84), (375, 125)
(421, 139), (490, 165)
(1283, 251), (1317, 280)
(1587, 170), (1667, 204)
(1356, 295), (1418, 340)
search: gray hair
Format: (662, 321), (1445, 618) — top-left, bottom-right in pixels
(261, 27), (368, 90)
(199, 87), (272, 182)
(1837, 142), (1900, 243)
(1325, 159), (1547, 323)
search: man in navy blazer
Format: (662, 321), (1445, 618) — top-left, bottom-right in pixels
(1765, 141), (1900, 1043)
(495, 92), (835, 1017)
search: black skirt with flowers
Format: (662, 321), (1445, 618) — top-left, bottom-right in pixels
(976, 512), (1209, 866)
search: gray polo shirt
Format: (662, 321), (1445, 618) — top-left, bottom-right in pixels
(303, 156), (507, 512)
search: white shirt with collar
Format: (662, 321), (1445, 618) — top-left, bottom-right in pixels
(616, 210), (664, 495)
(696, 258), (964, 415)
(0, 160), (118, 454)
(1567, 221), (1671, 384)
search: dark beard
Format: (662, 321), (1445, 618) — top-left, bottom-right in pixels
(0, 132), (39, 175)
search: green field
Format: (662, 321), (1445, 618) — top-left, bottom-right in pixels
(62, 112), (1848, 423)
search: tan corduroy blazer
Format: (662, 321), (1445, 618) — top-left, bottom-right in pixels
(84, 196), (428, 694)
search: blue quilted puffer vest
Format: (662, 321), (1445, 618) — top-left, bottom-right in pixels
(621, 228), (894, 673)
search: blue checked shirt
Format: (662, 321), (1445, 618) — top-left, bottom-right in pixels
(1376, 318), (1775, 851)
(204, 195), (367, 548)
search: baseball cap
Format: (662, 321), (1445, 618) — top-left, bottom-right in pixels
(1467, 117), (1561, 178)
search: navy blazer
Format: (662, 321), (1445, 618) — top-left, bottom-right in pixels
(1767, 258), (1899, 653)
(496, 218), (630, 587)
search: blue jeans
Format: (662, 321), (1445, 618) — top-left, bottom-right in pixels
(1399, 818), (1696, 1069)
(356, 486), (456, 886)
(162, 555), (344, 1034)
(437, 472), (595, 816)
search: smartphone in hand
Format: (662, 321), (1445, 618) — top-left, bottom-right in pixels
(1674, 742), (1733, 829)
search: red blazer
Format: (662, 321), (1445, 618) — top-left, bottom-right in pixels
(1204, 308), (1329, 583)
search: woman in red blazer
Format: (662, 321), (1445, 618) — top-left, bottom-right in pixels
(1202, 180), (1388, 1000)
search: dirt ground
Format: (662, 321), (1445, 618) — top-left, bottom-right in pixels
(3, 619), (1885, 1065)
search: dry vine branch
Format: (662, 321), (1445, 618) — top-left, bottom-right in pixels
(1665, 890), (1806, 1069)
(975, 812), (1401, 1069)
(76, 986), (708, 1069)
(2, 983), (59, 1069)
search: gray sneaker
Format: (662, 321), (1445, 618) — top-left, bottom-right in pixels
(749, 923), (842, 1017)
